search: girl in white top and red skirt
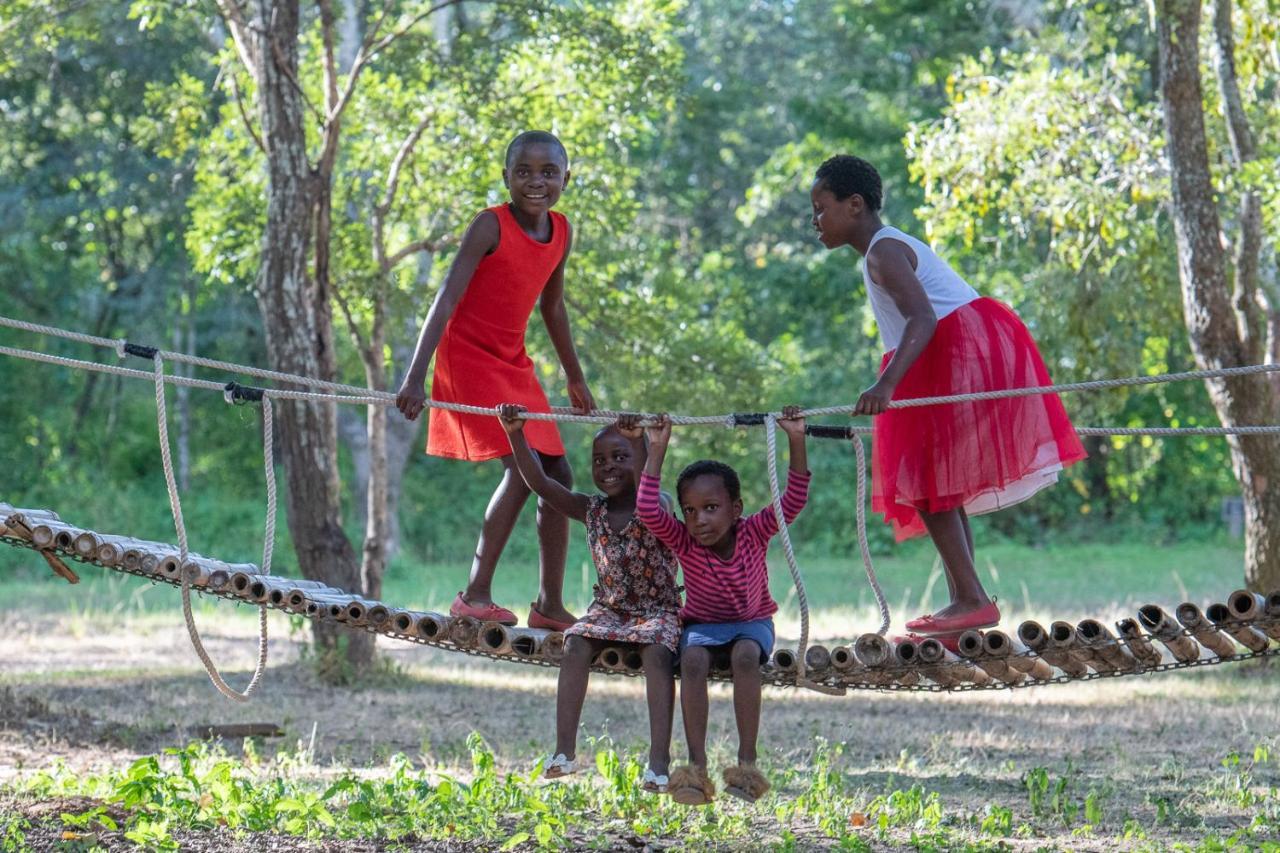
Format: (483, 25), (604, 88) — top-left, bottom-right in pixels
(809, 155), (1086, 640)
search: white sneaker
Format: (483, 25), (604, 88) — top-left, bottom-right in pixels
(542, 753), (578, 779)
(641, 767), (669, 793)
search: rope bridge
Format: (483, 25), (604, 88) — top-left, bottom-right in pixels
(4, 503), (1279, 697)
(3, 313), (1280, 699)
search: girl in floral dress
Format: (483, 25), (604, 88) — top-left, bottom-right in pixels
(500, 406), (681, 793)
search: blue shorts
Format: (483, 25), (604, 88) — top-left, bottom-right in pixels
(679, 618), (775, 664)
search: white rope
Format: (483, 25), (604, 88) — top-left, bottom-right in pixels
(852, 435), (890, 636)
(151, 354), (268, 702)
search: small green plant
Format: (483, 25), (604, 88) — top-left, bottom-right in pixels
(979, 803), (1013, 837)
(1, 816), (31, 853)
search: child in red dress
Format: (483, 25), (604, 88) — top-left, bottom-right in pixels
(809, 155), (1086, 636)
(396, 131), (593, 631)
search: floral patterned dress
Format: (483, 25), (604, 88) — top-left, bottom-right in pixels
(564, 495), (682, 652)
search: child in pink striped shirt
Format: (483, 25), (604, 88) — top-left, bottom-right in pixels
(636, 409), (809, 806)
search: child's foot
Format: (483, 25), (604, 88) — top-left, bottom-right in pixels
(641, 767), (669, 794)
(540, 753), (578, 779)
(722, 764), (770, 803)
(450, 592), (517, 626)
(528, 603), (577, 631)
(668, 765), (716, 806)
(905, 600), (1000, 634)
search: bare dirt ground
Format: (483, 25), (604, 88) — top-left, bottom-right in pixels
(1, 607), (1278, 850)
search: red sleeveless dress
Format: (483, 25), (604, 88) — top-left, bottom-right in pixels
(427, 204), (569, 462)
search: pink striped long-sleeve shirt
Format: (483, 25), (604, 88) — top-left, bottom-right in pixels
(636, 470), (810, 624)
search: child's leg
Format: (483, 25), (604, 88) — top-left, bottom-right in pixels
(678, 645), (713, 769)
(728, 639), (763, 765)
(463, 455), (532, 606)
(919, 506), (990, 618)
(640, 644), (675, 775)
(533, 452), (574, 623)
(553, 635), (601, 759)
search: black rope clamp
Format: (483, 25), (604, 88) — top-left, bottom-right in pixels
(805, 424), (857, 441)
(224, 381), (265, 405)
(122, 342), (159, 360)
(728, 412), (767, 427)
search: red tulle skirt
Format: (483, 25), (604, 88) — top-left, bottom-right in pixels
(872, 298), (1087, 541)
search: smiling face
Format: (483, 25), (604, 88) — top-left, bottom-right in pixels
(504, 142), (570, 216)
(678, 473), (743, 551)
(810, 179), (861, 250)
(591, 430), (639, 498)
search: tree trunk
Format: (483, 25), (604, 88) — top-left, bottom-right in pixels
(253, 0), (373, 675)
(1155, 0), (1280, 593)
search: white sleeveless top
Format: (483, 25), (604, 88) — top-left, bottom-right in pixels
(864, 226), (979, 349)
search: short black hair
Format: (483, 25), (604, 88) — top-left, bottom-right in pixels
(505, 131), (568, 169)
(815, 155), (882, 211)
(677, 459), (741, 504)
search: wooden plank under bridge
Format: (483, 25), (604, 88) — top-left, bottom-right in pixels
(4, 502), (1279, 696)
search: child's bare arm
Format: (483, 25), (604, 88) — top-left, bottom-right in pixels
(539, 222), (594, 414)
(854, 240), (937, 416)
(395, 212), (500, 421)
(642, 414), (671, 478)
(499, 405), (590, 523)
(778, 405), (808, 474)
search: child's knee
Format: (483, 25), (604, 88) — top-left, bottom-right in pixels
(680, 646), (712, 678)
(563, 635), (594, 661)
(641, 644), (673, 671)
(730, 640), (762, 671)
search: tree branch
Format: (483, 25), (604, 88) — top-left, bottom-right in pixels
(383, 235), (453, 271)
(212, 0), (260, 84)
(228, 68), (268, 155)
(1212, 0), (1265, 362)
(333, 283), (374, 363)
(372, 109), (436, 270)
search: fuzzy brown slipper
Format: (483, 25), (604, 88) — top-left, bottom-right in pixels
(722, 764), (770, 803)
(668, 765), (716, 806)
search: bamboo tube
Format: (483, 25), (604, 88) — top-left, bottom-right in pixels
(96, 540), (125, 566)
(1174, 603), (1238, 657)
(159, 554), (184, 580)
(1229, 589), (1280, 640)
(597, 646), (627, 671)
(622, 649), (644, 673)
(509, 628), (546, 658)
(1016, 621), (1088, 677)
(4, 515), (80, 583)
(341, 599), (371, 625)
(1206, 602), (1269, 652)
(1050, 621), (1116, 673)
(1137, 605), (1201, 662)
(1115, 619), (1164, 668)
(365, 604), (391, 628)
(121, 548), (145, 572)
(448, 615), (481, 648)
(957, 630), (1025, 685)
(390, 611), (415, 635)
(415, 612), (448, 641)
(805, 644), (832, 675)
(230, 571), (256, 596)
(541, 632), (566, 663)
(918, 637), (992, 686)
(771, 647), (798, 674)
(53, 527), (78, 551)
(982, 630), (1054, 680)
(478, 622), (514, 655)
(71, 531), (100, 560)
(830, 645), (858, 672)
(1076, 620), (1139, 672)
(29, 523), (57, 548)
(180, 558), (215, 588)
(853, 633), (891, 668)
(893, 638), (919, 667)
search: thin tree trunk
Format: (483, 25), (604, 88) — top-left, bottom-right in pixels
(1155, 0), (1280, 593)
(253, 0), (372, 676)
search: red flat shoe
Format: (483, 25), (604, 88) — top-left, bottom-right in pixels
(450, 592), (517, 626)
(527, 604), (576, 632)
(905, 601), (1000, 635)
